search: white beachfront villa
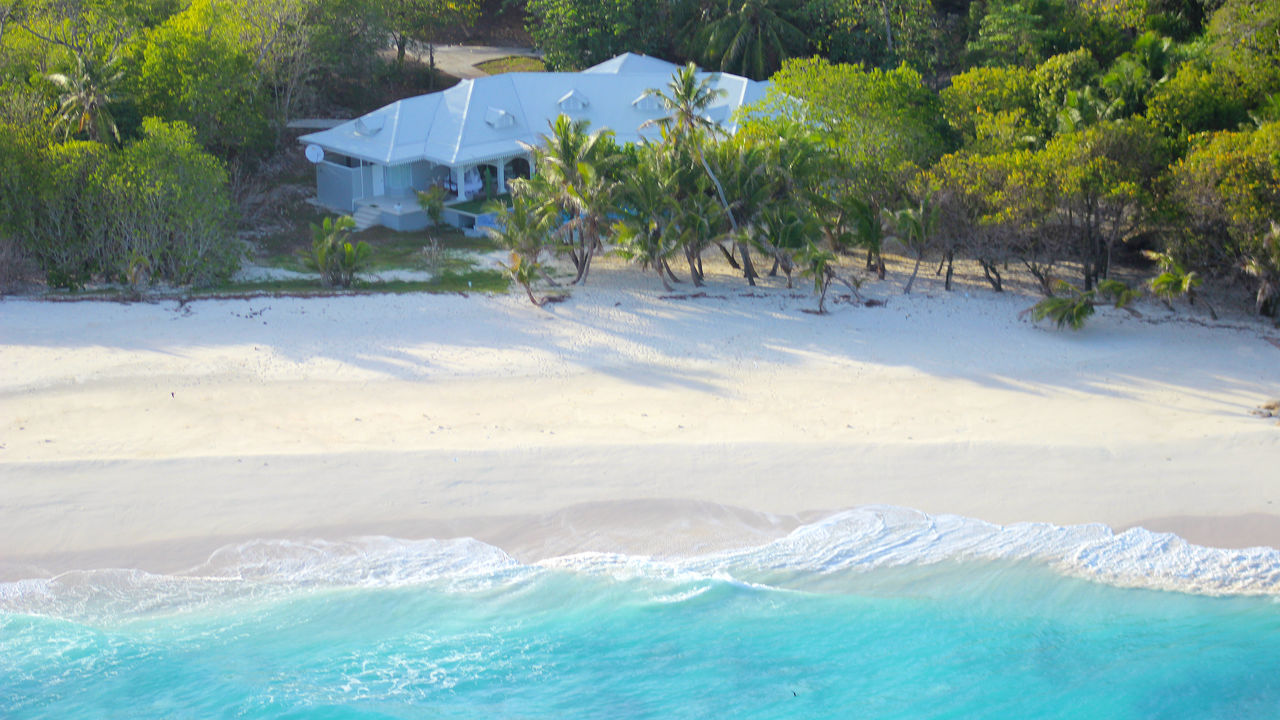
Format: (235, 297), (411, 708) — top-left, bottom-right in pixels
(298, 53), (771, 232)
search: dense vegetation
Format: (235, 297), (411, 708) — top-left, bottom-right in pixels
(2, 0), (1277, 321)
(0, 0), (479, 289)
(515, 0), (1280, 318)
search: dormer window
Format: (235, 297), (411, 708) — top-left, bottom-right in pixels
(632, 92), (664, 112)
(558, 89), (590, 112)
(485, 107), (516, 129)
(354, 113), (385, 135)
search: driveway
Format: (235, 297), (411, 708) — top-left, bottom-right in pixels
(408, 44), (542, 79)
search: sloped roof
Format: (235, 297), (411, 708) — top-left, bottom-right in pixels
(299, 54), (771, 167)
(582, 52), (682, 76)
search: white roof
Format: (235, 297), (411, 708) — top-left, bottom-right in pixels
(299, 53), (771, 167)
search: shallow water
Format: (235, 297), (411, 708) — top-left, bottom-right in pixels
(3, 507), (1279, 719)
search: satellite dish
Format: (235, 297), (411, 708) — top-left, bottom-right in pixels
(305, 144), (325, 163)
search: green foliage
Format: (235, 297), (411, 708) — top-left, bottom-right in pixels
(760, 58), (951, 206)
(416, 186), (447, 227)
(309, 215), (370, 287)
(684, 0), (806, 81)
(47, 52), (123, 143)
(941, 65), (1037, 143)
(93, 118), (239, 285)
(1170, 121), (1280, 314)
(6, 118), (236, 289)
(1206, 0), (1280, 101)
(1145, 64), (1249, 141)
(387, 0), (479, 68)
(967, 0), (1125, 67)
(1032, 49), (1100, 132)
(801, 0), (937, 71)
(126, 0), (273, 155)
(1096, 278), (1140, 307)
(1031, 281), (1096, 329)
(520, 114), (622, 284)
(525, 0), (686, 70)
(1144, 249), (1201, 302)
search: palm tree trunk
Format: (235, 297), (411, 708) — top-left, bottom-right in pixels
(663, 259), (682, 284)
(904, 252), (923, 294)
(698, 149), (758, 285)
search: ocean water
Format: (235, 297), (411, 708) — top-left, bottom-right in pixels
(3, 507), (1279, 720)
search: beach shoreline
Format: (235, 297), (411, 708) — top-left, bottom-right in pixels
(3, 260), (1279, 580)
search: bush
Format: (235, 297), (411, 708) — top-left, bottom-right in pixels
(309, 215), (371, 287)
(10, 119), (238, 290)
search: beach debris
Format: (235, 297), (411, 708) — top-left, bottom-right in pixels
(659, 292), (727, 300)
(1249, 399), (1280, 418)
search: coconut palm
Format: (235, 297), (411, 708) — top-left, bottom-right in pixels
(523, 114), (621, 284)
(643, 64), (765, 284)
(613, 147), (683, 290)
(687, 0), (806, 81)
(641, 62), (727, 139)
(48, 54), (123, 144)
(886, 196), (938, 294)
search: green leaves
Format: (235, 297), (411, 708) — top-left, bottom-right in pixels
(1030, 278), (1138, 330)
(1031, 282), (1097, 330)
(309, 214), (369, 287)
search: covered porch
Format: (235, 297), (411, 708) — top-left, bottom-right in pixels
(314, 151), (534, 231)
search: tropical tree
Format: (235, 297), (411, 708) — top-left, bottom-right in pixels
(885, 194), (938, 294)
(309, 214), (369, 287)
(47, 53), (122, 143)
(643, 62), (765, 284)
(798, 241), (861, 313)
(386, 0), (479, 74)
(612, 144), (684, 290)
(525, 0), (684, 70)
(523, 114), (620, 284)
(685, 0), (806, 81)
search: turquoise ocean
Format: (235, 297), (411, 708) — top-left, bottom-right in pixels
(3, 506), (1279, 719)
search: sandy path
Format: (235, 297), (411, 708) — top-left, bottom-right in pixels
(2, 264), (1278, 578)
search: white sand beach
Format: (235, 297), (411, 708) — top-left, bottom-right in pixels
(2, 259), (1279, 580)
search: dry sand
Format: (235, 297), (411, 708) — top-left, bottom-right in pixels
(2, 259), (1279, 580)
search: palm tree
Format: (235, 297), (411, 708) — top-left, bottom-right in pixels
(523, 114), (620, 284)
(613, 147), (683, 290)
(643, 64), (762, 284)
(642, 62), (726, 139)
(48, 54), (123, 144)
(886, 196), (939, 294)
(688, 0), (806, 81)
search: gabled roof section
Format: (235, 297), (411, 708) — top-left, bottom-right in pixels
(583, 52), (682, 76)
(299, 54), (773, 168)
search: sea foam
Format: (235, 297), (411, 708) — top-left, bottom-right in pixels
(3, 506), (1278, 622)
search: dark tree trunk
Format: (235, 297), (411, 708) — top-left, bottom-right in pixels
(903, 252), (923, 294)
(715, 242), (740, 269)
(663, 259), (682, 284)
(980, 260), (1003, 292)
(737, 240), (758, 286)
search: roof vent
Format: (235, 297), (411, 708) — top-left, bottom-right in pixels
(485, 107), (516, 129)
(558, 89), (589, 112)
(632, 92), (664, 112)
(353, 113), (385, 135)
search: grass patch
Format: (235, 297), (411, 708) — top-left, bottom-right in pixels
(256, 221), (501, 273)
(448, 194), (512, 215)
(474, 56), (546, 75)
